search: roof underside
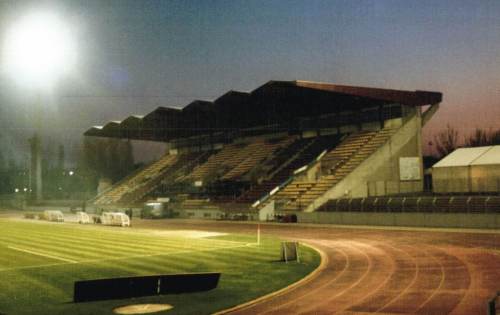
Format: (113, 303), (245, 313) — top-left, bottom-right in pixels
(85, 80), (442, 142)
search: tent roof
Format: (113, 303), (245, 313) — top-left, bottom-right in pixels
(433, 145), (500, 168)
(471, 145), (500, 166)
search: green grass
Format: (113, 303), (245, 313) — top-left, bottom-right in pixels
(0, 219), (320, 315)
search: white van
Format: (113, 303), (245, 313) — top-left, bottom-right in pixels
(100, 212), (130, 227)
(43, 210), (64, 222)
(76, 211), (91, 224)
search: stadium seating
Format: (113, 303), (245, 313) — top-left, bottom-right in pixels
(94, 151), (211, 206)
(181, 138), (289, 184)
(221, 138), (291, 180)
(273, 128), (396, 211)
(94, 126), (403, 212)
(317, 195), (500, 213)
(120, 152), (210, 204)
(94, 154), (179, 205)
(236, 135), (343, 204)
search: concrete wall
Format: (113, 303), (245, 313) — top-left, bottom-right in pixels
(180, 209), (224, 219)
(305, 113), (424, 212)
(296, 211), (500, 229)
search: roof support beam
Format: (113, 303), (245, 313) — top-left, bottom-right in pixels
(421, 103), (440, 126)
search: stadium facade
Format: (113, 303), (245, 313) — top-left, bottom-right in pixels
(86, 80), (447, 221)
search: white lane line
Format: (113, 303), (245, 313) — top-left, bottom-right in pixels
(415, 245), (446, 312)
(375, 243), (420, 313)
(7, 245), (78, 263)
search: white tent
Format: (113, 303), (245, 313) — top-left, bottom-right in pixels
(433, 145), (500, 193)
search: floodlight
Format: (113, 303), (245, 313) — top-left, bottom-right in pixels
(2, 11), (76, 88)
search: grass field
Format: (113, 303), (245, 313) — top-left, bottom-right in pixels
(0, 218), (320, 315)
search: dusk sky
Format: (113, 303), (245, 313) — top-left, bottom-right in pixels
(1, 0), (499, 165)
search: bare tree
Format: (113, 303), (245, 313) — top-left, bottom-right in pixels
(466, 128), (500, 147)
(488, 129), (500, 145)
(434, 124), (460, 158)
(466, 128), (489, 147)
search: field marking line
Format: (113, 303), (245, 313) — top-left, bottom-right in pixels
(213, 242), (328, 315)
(1, 232), (243, 258)
(0, 262), (69, 273)
(0, 242), (254, 273)
(7, 245), (78, 263)
(76, 242), (254, 265)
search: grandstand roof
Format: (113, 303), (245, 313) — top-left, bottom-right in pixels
(433, 145), (500, 168)
(85, 80), (442, 142)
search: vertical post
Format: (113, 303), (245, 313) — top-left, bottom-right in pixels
(283, 243), (288, 263)
(487, 297), (495, 315)
(296, 243), (300, 263)
(257, 223), (261, 246)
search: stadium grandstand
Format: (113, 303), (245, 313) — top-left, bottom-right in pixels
(86, 80), (447, 222)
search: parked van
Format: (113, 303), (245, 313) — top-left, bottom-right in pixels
(43, 210), (64, 222)
(100, 212), (130, 227)
(76, 211), (91, 224)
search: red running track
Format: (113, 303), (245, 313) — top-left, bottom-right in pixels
(135, 220), (500, 315)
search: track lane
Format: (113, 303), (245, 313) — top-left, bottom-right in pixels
(131, 219), (500, 315)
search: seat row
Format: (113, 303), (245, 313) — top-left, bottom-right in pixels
(318, 195), (500, 213)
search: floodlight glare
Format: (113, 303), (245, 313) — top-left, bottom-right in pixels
(3, 11), (76, 88)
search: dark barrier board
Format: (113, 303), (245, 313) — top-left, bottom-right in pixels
(74, 272), (220, 302)
(159, 273), (221, 294)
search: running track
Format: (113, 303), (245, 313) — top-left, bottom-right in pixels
(137, 220), (500, 315)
